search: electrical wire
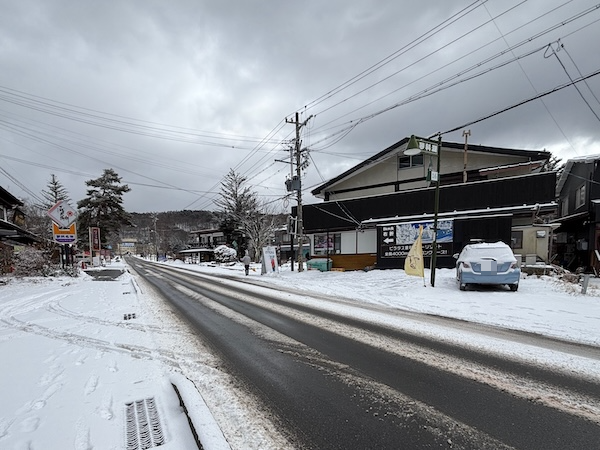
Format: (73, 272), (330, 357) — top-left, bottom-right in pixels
(309, 3), (600, 142)
(300, 0), (487, 112)
(3, 1), (598, 213)
(0, 85), (281, 147)
(0, 164), (45, 205)
(437, 67), (600, 137)
(483, 2), (581, 156)
(546, 42), (600, 122)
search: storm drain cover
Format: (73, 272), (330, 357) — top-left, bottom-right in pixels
(125, 397), (165, 449)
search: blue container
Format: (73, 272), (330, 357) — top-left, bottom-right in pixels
(306, 258), (332, 271)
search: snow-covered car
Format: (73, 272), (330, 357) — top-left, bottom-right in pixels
(454, 241), (520, 291)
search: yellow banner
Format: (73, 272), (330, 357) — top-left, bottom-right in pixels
(404, 225), (424, 278)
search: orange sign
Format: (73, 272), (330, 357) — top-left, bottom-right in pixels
(53, 223), (77, 244)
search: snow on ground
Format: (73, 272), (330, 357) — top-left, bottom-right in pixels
(0, 257), (599, 449)
(183, 259), (600, 347)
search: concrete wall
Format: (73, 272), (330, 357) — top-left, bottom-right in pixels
(512, 225), (553, 263)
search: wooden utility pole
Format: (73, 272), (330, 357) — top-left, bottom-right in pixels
(285, 112), (313, 272)
(462, 129), (471, 183)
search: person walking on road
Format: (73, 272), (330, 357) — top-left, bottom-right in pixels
(241, 251), (251, 276)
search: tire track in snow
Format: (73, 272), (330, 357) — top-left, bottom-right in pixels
(155, 262), (600, 427)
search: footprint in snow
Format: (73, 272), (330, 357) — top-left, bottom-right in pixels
(38, 364), (64, 386)
(98, 393), (114, 420)
(84, 374), (99, 395)
(20, 416), (40, 432)
(108, 360), (118, 373)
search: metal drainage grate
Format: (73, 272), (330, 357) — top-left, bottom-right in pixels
(123, 313), (137, 320)
(125, 397), (165, 449)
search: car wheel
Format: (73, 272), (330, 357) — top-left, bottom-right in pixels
(509, 283), (518, 292)
(459, 275), (467, 291)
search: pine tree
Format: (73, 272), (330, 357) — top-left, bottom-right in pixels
(40, 174), (71, 209)
(77, 169), (132, 250)
(544, 154), (566, 181)
(24, 175), (72, 249)
(214, 169), (258, 251)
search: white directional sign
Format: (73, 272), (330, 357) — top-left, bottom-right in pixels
(47, 201), (77, 228)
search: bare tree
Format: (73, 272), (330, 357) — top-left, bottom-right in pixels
(240, 199), (283, 261)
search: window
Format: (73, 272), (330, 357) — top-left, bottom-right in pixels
(511, 231), (523, 249)
(576, 184), (586, 209)
(313, 233), (341, 255)
(398, 153), (424, 169)
(561, 197), (569, 217)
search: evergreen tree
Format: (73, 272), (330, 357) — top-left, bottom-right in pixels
(40, 174), (71, 209)
(26, 174), (73, 248)
(544, 154), (566, 181)
(214, 169), (258, 251)
(77, 169), (132, 250)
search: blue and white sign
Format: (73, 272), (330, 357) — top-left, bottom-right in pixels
(380, 219), (453, 259)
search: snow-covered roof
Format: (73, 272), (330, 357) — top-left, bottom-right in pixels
(362, 202), (557, 226)
(478, 159), (544, 174)
(177, 248), (215, 254)
(556, 154), (600, 195)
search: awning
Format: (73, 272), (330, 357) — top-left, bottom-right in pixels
(0, 220), (40, 245)
(279, 243), (310, 252)
(177, 248), (215, 254)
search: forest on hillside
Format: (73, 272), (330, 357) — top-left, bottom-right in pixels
(120, 210), (221, 253)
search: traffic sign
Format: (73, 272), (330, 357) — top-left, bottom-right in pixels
(48, 201), (77, 228)
(53, 223), (77, 244)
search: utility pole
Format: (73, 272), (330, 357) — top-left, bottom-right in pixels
(289, 143), (295, 271)
(462, 129), (471, 183)
(285, 112), (313, 272)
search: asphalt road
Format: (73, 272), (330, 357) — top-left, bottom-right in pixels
(127, 258), (600, 449)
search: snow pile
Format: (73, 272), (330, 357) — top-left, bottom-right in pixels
(213, 245), (237, 263)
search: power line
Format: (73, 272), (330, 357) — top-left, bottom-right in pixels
(547, 42), (600, 123)
(438, 68), (600, 137)
(309, 2), (600, 140)
(300, 0), (487, 113)
(0, 85), (281, 147)
(483, 2), (581, 156)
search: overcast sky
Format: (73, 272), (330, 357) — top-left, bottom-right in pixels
(1, 0), (599, 214)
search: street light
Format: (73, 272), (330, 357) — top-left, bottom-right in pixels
(405, 134), (443, 287)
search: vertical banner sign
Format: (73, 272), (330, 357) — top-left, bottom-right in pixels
(90, 227), (101, 251)
(404, 225), (424, 278)
(261, 246), (279, 275)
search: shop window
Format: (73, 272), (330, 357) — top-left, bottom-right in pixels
(313, 233), (341, 255)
